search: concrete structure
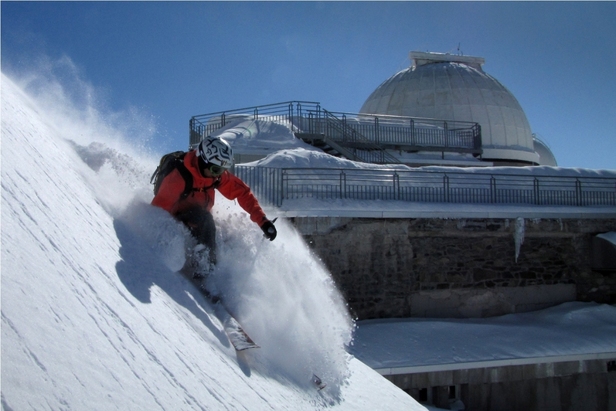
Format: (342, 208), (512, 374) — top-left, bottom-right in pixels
(360, 51), (549, 166)
(291, 214), (616, 410)
(291, 216), (616, 320)
(381, 353), (616, 411)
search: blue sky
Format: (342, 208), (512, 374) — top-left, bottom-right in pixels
(2, 1), (615, 169)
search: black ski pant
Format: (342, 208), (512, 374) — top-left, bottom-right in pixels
(175, 206), (217, 265)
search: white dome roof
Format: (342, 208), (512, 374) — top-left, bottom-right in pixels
(360, 52), (540, 165)
(533, 136), (558, 166)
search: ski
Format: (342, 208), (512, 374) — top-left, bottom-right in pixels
(207, 293), (259, 351)
(179, 269), (259, 351)
(312, 374), (327, 390)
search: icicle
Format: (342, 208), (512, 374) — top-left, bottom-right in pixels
(514, 217), (525, 262)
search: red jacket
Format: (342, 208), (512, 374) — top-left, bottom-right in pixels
(151, 150), (267, 226)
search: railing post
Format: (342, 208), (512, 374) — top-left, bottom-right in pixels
(340, 170), (346, 199)
(534, 178), (540, 205)
(253, 107), (258, 120)
(393, 172), (399, 200)
(280, 169), (287, 207)
(475, 124), (482, 150)
(490, 176), (496, 203)
(307, 112), (314, 134)
(576, 178), (583, 206)
(410, 119), (415, 146)
(444, 174), (450, 203)
(189, 118), (195, 148)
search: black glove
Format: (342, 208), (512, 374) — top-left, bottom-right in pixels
(261, 219), (277, 241)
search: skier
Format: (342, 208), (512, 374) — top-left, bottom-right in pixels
(151, 136), (277, 278)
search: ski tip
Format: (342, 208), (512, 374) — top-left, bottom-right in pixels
(234, 343), (260, 351)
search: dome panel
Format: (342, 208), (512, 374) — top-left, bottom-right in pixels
(435, 90), (451, 105)
(452, 104), (472, 119)
(389, 95), (407, 112)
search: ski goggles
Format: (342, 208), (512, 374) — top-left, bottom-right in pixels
(208, 164), (227, 176)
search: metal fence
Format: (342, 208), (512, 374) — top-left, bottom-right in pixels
(304, 111), (482, 154)
(235, 166), (616, 209)
(189, 101), (321, 148)
(189, 101), (482, 156)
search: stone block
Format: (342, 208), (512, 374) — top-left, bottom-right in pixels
(554, 361), (581, 377)
(427, 370), (453, 387)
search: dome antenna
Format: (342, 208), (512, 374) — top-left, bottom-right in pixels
(446, 43), (463, 56)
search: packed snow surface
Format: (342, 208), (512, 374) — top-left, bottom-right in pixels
(351, 302), (616, 371)
(1, 73), (423, 410)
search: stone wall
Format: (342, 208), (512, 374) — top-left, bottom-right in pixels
(291, 217), (616, 320)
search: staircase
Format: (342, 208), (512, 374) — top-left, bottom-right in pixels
(189, 101), (481, 165)
(293, 109), (402, 164)
(294, 133), (349, 158)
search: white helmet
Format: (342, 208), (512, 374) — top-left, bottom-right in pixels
(198, 136), (234, 168)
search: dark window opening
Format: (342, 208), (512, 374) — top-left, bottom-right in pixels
(449, 385), (457, 399)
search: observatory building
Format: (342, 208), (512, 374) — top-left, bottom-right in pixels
(360, 51), (555, 166)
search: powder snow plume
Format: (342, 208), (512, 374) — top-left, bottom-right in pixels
(54, 79), (356, 394)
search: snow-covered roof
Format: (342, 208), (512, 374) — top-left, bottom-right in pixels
(351, 301), (616, 375)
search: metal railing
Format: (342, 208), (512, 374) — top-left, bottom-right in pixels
(303, 110), (482, 155)
(234, 166), (616, 209)
(189, 101), (321, 148)
(189, 102), (482, 158)
(304, 110), (402, 164)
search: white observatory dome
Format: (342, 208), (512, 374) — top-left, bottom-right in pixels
(360, 51), (541, 165)
(533, 135), (558, 166)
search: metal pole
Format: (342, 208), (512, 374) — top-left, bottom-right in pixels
(394, 172), (399, 201)
(490, 176), (496, 203)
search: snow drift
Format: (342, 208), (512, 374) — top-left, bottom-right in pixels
(1, 73), (422, 410)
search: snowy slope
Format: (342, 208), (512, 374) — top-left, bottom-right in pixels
(1, 73), (423, 410)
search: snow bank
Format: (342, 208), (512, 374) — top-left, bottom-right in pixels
(247, 147), (411, 171)
(420, 164), (616, 178)
(249, 148), (616, 178)
(1, 72), (423, 410)
(212, 116), (316, 154)
(351, 302), (616, 371)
